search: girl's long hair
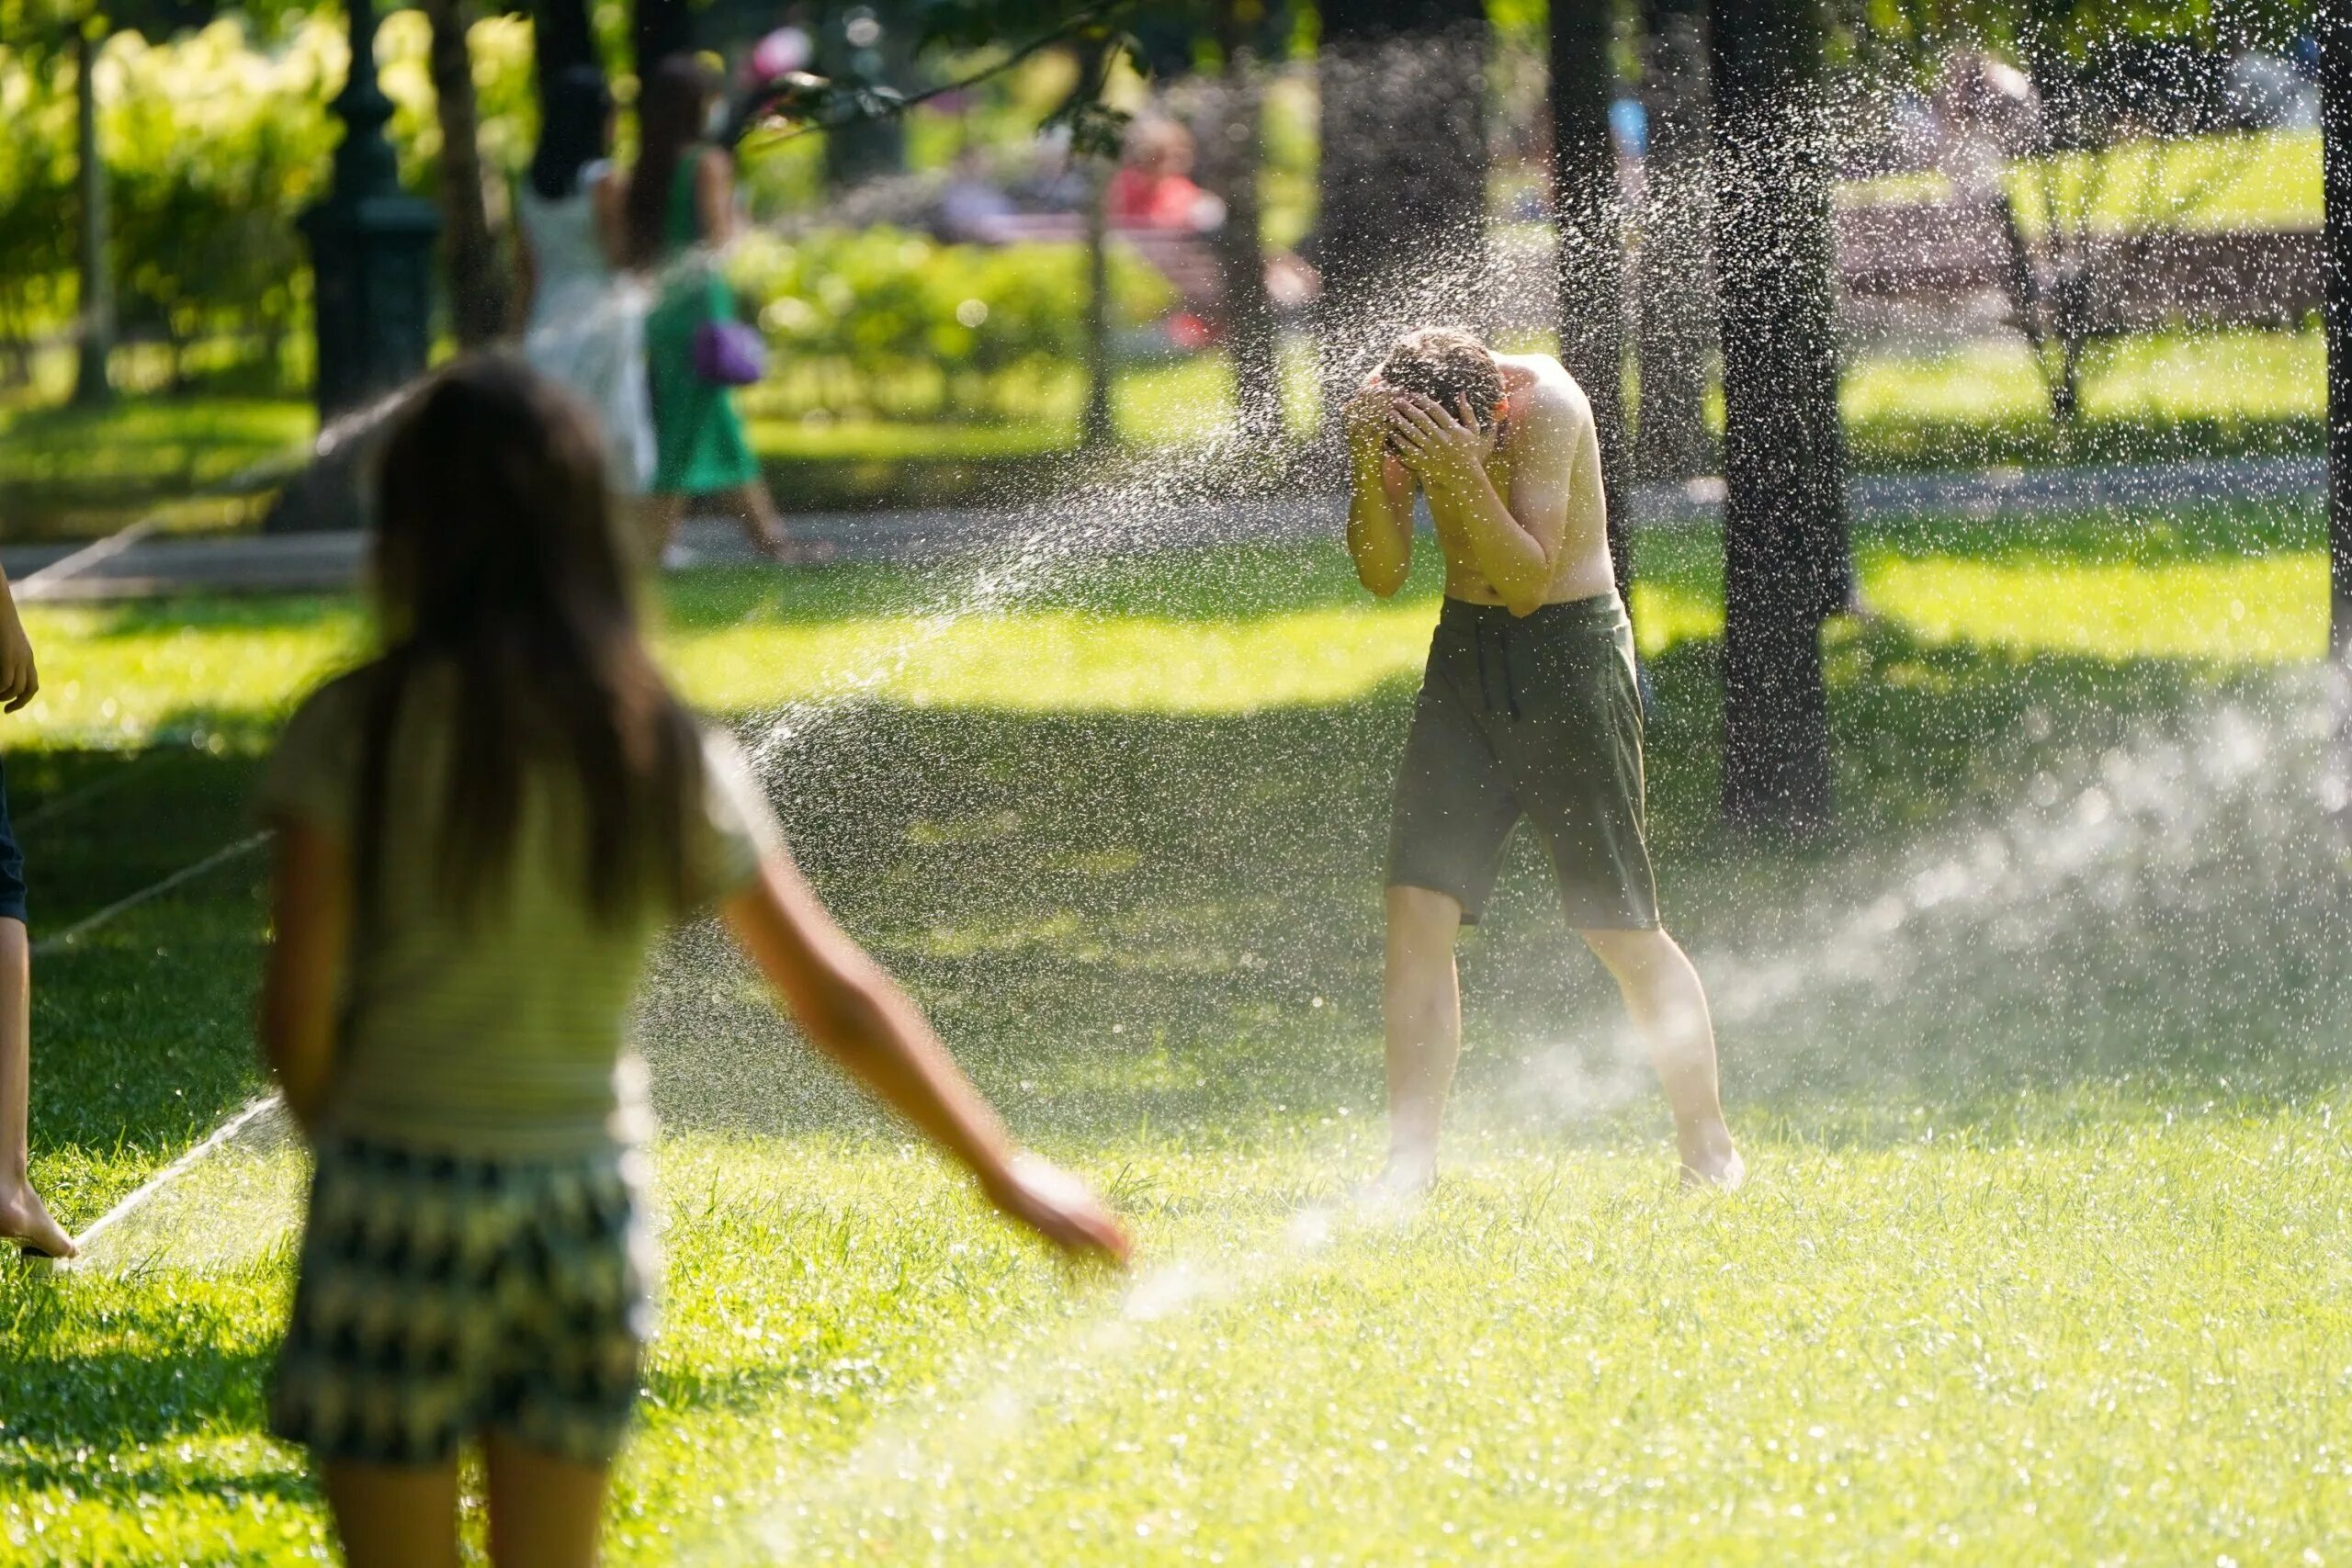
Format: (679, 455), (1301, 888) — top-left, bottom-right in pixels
(529, 65), (613, 202)
(360, 358), (697, 928)
(625, 53), (719, 267)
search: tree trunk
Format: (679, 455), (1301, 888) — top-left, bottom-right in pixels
(1709, 0), (1847, 833)
(1205, 0), (1280, 442)
(73, 24), (114, 408)
(532, 0), (595, 86)
(634, 0), (693, 96)
(1315, 0), (1490, 438)
(423, 0), (507, 347)
(1550, 0), (1627, 599)
(1081, 157), (1115, 450)
(1633, 0), (1713, 482)
(2325, 0), (2352, 657)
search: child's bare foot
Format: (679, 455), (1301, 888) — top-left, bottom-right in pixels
(1353, 1153), (1436, 1214)
(1678, 1121), (1746, 1190)
(1, 1178), (75, 1258)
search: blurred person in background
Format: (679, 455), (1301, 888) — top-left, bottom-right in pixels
(514, 66), (656, 500)
(628, 54), (792, 568)
(257, 359), (1127, 1567)
(1108, 118), (1225, 232)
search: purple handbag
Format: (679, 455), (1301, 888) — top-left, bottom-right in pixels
(693, 317), (768, 387)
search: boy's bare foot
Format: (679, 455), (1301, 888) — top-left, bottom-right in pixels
(1, 1179), (75, 1258)
(1678, 1121), (1746, 1190)
(1353, 1154), (1436, 1214)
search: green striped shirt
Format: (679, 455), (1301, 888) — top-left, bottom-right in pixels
(259, 666), (777, 1158)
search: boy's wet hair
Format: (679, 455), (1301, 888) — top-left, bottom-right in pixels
(1378, 327), (1504, 429)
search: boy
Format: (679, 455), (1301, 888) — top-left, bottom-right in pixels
(1345, 327), (1741, 1193)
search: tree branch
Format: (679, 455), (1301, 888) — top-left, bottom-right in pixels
(733, 0), (1130, 156)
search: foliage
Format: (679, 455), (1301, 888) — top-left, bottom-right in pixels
(727, 225), (1173, 420)
(98, 20), (337, 382)
(0, 45), (74, 385)
(0, 11), (539, 390)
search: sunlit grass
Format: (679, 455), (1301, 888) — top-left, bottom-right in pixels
(4, 513), (2345, 1562)
(1842, 329), (2324, 431)
(1845, 129), (2319, 234)
(8, 509), (2329, 753)
(11, 1105), (2350, 1562)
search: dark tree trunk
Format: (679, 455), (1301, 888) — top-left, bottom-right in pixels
(1315, 0), (1489, 434)
(2323, 0), (2352, 657)
(1205, 0), (1281, 441)
(1709, 0), (1847, 833)
(1550, 0), (1627, 599)
(532, 0), (595, 85)
(1633, 0), (1713, 482)
(634, 0), (693, 95)
(73, 25), (113, 408)
(424, 0), (508, 346)
(1081, 155), (1115, 450)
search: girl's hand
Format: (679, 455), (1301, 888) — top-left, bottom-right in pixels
(981, 1153), (1131, 1265)
(1386, 392), (1491, 492)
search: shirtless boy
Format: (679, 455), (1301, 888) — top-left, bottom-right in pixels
(1345, 327), (1742, 1192)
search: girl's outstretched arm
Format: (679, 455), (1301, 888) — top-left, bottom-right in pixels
(723, 852), (1129, 1264)
(258, 818), (350, 1136)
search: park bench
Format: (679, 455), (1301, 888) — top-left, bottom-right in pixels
(1835, 197), (2320, 332)
(970, 211), (1227, 316)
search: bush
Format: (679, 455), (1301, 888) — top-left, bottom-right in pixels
(728, 226), (1175, 422)
(0, 12), (537, 392)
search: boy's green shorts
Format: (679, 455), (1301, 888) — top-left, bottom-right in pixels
(1386, 594), (1659, 930)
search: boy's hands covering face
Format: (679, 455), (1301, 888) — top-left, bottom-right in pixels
(1386, 392), (1495, 492)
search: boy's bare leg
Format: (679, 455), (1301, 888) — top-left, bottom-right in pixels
(1579, 926), (1744, 1188)
(1380, 886), (1465, 1192)
(0, 917), (74, 1257)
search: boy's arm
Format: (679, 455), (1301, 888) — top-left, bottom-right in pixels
(1392, 392), (1574, 617)
(257, 817), (349, 1135)
(1343, 379), (1416, 597)
(0, 566), (38, 714)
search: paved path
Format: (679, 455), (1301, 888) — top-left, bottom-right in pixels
(1, 455), (2323, 603)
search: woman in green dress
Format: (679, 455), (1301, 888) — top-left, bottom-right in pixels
(628, 55), (789, 565)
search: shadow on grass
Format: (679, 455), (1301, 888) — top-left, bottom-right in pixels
(645, 622), (2350, 1151)
(0, 1275), (278, 1461)
(13, 746), (273, 1228)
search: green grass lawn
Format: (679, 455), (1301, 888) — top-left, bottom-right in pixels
(4, 504), (2347, 1561)
(1846, 129), (2321, 235)
(0, 322), (2331, 537)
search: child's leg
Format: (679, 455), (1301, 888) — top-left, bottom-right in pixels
(484, 1433), (611, 1568)
(1578, 926), (1744, 1188)
(322, 1459), (462, 1568)
(725, 480), (792, 560)
(641, 491), (686, 569)
(1382, 885), (1466, 1189)
(0, 916), (73, 1258)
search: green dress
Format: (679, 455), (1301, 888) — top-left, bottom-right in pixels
(645, 150), (760, 496)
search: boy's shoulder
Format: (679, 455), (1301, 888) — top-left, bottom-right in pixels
(1497, 354), (1591, 449)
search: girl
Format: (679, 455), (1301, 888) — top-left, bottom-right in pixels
(628, 53), (790, 568)
(258, 359), (1125, 1567)
(514, 66), (656, 499)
